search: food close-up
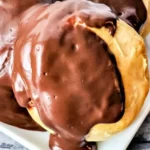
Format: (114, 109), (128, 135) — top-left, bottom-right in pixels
(0, 0), (150, 150)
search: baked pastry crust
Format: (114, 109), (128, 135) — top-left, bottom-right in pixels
(86, 20), (149, 141)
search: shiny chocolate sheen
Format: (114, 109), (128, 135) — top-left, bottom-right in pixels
(50, 134), (97, 150)
(0, 43), (43, 130)
(0, 0), (45, 130)
(0, 79), (43, 130)
(12, 1), (124, 150)
(48, 0), (147, 31)
(0, 0), (146, 150)
(90, 0), (147, 31)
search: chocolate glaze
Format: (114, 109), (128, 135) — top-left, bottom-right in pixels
(0, 34), (43, 130)
(0, 0), (147, 150)
(0, 0), (45, 130)
(12, 1), (125, 150)
(0, 73), (43, 130)
(90, 0), (147, 31)
(50, 134), (97, 150)
(46, 0), (147, 31)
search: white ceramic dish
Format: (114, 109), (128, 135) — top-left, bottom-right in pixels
(0, 35), (150, 150)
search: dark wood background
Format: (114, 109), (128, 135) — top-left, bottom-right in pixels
(128, 113), (150, 150)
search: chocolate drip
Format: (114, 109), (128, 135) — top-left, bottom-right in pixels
(0, 0), (45, 130)
(50, 134), (97, 150)
(12, 1), (125, 150)
(0, 45), (43, 130)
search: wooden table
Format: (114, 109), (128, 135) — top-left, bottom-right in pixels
(0, 113), (150, 150)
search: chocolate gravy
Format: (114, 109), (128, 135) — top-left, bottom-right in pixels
(12, 1), (125, 150)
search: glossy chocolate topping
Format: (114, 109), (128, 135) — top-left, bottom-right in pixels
(47, 0), (147, 31)
(12, 1), (124, 150)
(0, 74), (43, 130)
(49, 134), (97, 150)
(90, 0), (147, 31)
(0, 30), (43, 130)
(0, 0), (147, 150)
(0, 0), (45, 130)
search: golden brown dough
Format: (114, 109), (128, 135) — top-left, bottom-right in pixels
(86, 20), (149, 141)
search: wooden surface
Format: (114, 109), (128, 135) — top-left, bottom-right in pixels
(0, 113), (150, 150)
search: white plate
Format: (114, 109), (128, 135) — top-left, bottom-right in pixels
(0, 35), (150, 150)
